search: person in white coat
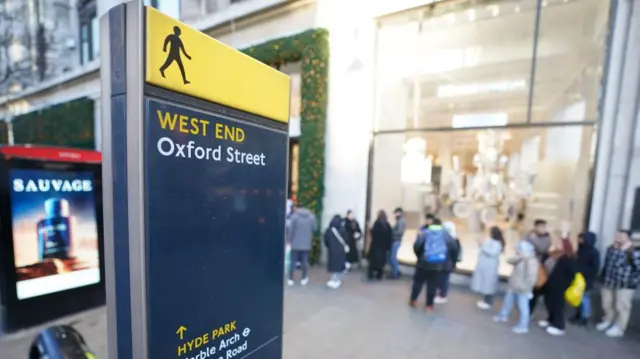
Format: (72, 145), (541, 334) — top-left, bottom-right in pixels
(471, 226), (505, 310)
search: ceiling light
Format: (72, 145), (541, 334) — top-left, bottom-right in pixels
(467, 9), (476, 22)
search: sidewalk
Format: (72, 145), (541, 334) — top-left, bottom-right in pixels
(2, 267), (639, 359)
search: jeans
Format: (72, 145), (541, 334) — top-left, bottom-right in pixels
(581, 292), (591, 319)
(389, 241), (401, 277)
(497, 290), (530, 329)
(288, 250), (309, 280)
(410, 269), (441, 307)
(330, 273), (341, 282)
(438, 272), (450, 297)
(484, 294), (494, 305)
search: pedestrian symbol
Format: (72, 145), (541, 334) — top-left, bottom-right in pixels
(159, 26), (191, 85)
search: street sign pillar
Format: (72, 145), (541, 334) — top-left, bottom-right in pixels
(100, 2), (290, 358)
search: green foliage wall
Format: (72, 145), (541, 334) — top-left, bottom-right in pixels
(242, 29), (329, 265)
(12, 97), (95, 149)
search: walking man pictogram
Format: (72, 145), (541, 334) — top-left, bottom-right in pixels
(159, 26), (192, 85)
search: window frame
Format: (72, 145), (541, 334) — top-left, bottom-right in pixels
(78, 0), (97, 65)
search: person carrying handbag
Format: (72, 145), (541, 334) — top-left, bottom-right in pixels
(324, 215), (350, 289)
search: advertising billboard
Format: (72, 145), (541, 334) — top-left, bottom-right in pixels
(9, 169), (100, 300)
(0, 145), (105, 332)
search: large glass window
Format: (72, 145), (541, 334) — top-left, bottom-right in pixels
(375, 0), (611, 132)
(370, 125), (595, 275)
(531, 0), (610, 123)
(371, 0), (611, 275)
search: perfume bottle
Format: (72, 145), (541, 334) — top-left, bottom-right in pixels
(37, 198), (71, 260)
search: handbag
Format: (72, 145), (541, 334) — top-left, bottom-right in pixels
(565, 273), (586, 307)
(535, 262), (548, 289)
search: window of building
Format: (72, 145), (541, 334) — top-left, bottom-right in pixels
(145, 0), (181, 19)
(78, 0), (98, 65)
(374, 0), (610, 132)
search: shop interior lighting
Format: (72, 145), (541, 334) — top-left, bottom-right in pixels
(437, 79), (527, 98)
(452, 112), (509, 128)
(467, 9), (476, 22)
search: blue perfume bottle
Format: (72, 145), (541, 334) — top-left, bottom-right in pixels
(37, 198), (71, 260)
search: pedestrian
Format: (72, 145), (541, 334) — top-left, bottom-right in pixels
(324, 214), (350, 289)
(493, 240), (539, 334)
(471, 226), (505, 310)
(409, 218), (458, 312)
(596, 229), (640, 338)
(343, 210), (363, 271)
(389, 207), (406, 279)
(435, 221), (461, 304)
(286, 204), (318, 286)
(538, 239), (577, 336)
(569, 231), (600, 326)
(368, 210), (392, 280)
(526, 219), (552, 314)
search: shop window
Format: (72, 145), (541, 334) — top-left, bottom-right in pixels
(530, 0), (611, 123)
(369, 125), (595, 275)
(375, 0), (538, 131)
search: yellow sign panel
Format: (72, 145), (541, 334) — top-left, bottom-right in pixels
(145, 7), (290, 123)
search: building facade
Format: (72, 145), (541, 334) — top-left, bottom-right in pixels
(1, 0), (640, 273)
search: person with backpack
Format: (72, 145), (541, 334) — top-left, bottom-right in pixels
(409, 218), (458, 312)
(596, 229), (640, 338)
(471, 226), (505, 310)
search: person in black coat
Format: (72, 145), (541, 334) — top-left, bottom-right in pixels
(368, 210), (392, 280)
(570, 231), (600, 325)
(324, 214), (349, 288)
(539, 239), (577, 336)
(343, 210), (363, 270)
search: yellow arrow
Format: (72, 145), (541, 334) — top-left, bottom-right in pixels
(176, 325), (187, 340)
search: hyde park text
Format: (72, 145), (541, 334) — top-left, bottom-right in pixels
(155, 109), (267, 166)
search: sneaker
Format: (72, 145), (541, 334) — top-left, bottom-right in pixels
(287, 279), (294, 286)
(512, 326), (529, 334)
(476, 301), (491, 310)
(546, 326), (565, 336)
(326, 280), (341, 289)
(538, 320), (549, 328)
(605, 326), (624, 338)
(408, 300), (418, 308)
(300, 277), (309, 286)
(434, 296), (448, 304)
(596, 321), (612, 332)
(493, 315), (508, 323)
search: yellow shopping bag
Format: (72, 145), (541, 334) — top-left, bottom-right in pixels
(564, 273), (586, 307)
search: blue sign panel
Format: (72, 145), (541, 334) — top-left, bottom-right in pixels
(144, 98), (287, 359)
